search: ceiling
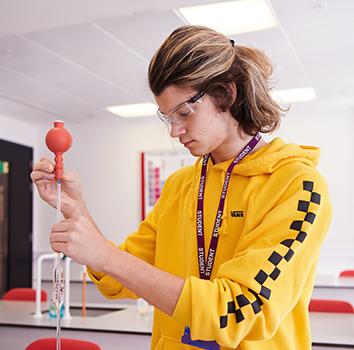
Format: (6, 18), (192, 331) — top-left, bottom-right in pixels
(0, 0), (353, 125)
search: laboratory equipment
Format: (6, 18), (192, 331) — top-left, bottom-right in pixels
(82, 265), (87, 317)
(34, 253), (72, 319)
(45, 120), (73, 350)
(34, 253), (56, 318)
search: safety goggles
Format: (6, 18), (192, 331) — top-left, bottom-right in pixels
(157, 91), (205, 126)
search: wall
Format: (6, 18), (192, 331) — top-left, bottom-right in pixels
(0, 113), (38, 149)
(1, 101), (354, 278)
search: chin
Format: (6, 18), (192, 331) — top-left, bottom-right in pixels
(188, 149), (205, 158)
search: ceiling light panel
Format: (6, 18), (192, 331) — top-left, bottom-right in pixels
(178, 0), (277, 35)
(271, 87), (317, 104)
(106, 103), (157, 118)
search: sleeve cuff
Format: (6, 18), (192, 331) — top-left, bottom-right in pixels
(172, 277), (192, 326)
(86, 267), (106, 281)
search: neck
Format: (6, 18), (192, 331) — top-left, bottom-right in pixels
(211, 134), (266, 164)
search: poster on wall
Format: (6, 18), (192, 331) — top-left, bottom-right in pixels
(141, 149), (197, 220)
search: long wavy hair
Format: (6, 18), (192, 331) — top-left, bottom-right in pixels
(148, 25), (288, 135)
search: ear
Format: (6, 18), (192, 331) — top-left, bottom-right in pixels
(229, 82), (237, 104)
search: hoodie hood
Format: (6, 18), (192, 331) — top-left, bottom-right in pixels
(211, 137), (321, 177)
(187, 137), (322, 234)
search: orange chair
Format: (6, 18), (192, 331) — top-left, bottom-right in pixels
(3, 288), (48, 302)
(25, 338), (102, 350)
(309, 299), (354, 313)
(339, 270), (354, 277)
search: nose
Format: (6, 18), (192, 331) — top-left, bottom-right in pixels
(170, 122), (187, 139)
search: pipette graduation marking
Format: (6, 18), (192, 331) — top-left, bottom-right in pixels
(53, 178), (64, 350)
(45, 121), (73, 350)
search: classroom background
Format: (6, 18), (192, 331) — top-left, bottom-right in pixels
(0, 1), (354, 349)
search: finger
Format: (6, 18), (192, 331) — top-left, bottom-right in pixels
(51, 220), (71, 234)
(33, 159), (54, 173)
(50, 222), (78, 262)
(50, 219), (81, 242)
(51, 241), (67, 255)
(31, 170), (55, 182)
(39, 157), (54, 164)
(62, 170), (79, 182)
(50, 226), (68, 254)
(31, 158), (57, 182)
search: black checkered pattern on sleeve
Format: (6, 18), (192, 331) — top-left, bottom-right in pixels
(220, 181), (321, 329)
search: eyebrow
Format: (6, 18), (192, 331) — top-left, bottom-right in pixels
(159, 99), (187, 116)
(159, 91), (205, 116)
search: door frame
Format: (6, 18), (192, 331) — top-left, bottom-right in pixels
(0, 139), (33, 294)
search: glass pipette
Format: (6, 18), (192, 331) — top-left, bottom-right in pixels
(53, 178), (64, 350)
(45, 120), (73, 350)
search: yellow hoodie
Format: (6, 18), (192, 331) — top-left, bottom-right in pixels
(87, 138), (332, 350)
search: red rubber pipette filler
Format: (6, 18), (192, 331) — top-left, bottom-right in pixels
(45, 120), (72, 350)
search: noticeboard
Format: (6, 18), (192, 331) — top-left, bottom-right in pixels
(141, 149), (197, 220)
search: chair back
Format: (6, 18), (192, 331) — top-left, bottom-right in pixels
(25, 338), (102, 350)
(339, 270), (354, 277)
(3, 288), (48, 302)
(309, 299), (354, 313)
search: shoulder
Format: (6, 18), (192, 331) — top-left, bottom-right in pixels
(276, 161), (328, 188)
(265, 162), (332, 216)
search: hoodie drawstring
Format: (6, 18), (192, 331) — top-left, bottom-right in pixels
(187, 156), (203, 219)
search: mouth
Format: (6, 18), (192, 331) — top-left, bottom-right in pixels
(182, 140), (193, 148)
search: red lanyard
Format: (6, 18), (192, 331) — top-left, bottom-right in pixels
(196, 133), (262, 280)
